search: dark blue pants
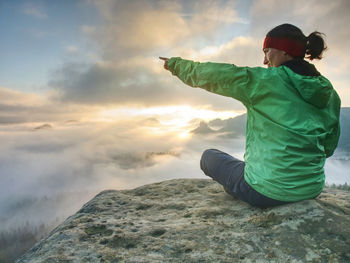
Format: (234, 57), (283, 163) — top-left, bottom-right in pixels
(200, 149), (289, 208)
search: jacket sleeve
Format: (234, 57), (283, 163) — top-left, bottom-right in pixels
(324, 122), (340, 158)
(324, 91), (341, 158)
(168, 57), (263, 106)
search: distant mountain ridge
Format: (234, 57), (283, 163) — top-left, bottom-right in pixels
(338, 107), (350, 153)
(192, 108), (349, 154)
(191, 121), (216, 134)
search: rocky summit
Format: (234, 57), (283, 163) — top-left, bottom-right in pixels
(17, 179), (350, 263)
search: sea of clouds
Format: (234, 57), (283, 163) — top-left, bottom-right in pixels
(0, 113), (348, 232)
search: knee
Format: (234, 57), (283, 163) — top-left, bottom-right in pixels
(202, 148), (218, 157)
(200, 149), (213, 164)
(200, 149), (218, 172)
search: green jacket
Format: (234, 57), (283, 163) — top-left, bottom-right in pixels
(168, 57), (341, 202)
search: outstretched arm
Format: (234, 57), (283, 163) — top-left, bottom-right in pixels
(160, 57), (266, 106)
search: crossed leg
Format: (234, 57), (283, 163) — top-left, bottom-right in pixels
(200, 149), (289, 208)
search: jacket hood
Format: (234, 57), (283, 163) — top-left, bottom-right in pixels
(282, 59), (333, 109)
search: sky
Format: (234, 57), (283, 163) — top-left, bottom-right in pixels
(1, 0), (350, 230)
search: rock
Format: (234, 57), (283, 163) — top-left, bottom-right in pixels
(17, 179), (350, 263)
(191, 121), (216, 134)
(34, 124), (52, 130)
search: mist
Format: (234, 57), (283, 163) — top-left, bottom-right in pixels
(0, 116), (233, 232)
(0, 110), (349, 263)
(1, 113), (349, 234)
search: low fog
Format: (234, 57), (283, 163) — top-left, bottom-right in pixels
(0, 115), (241, 232)
(0, 113), (349, 233)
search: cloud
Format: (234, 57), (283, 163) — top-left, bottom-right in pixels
(89, 0), (243, 56)
(66, 45), (79, 54)
(22, 3), (48, 19)
(0, 87), (46, 105)
(0, 87), (99, 124)
(47, 0), (247, 111)
(192, 36), (263, 66)
(111, 151), (180, 170)
(48, 57), (244, 110)
(0, 114), (198, 230)
(49, 61), (172, 105)
(81, 25), (96, 35)
(0, 87), (48, 124)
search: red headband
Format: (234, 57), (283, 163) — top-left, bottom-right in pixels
(263, 37), (305, 57)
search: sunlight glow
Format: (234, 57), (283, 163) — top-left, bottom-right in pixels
(199, 46), (219, 57)
(177, 131), (191, 139)
(97, 105), (244, 140)
(99, 105), (241, 123)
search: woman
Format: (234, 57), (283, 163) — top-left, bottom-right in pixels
(160, 24), (341, 208)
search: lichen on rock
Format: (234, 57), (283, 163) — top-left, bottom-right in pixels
(17, 179), (350, 263)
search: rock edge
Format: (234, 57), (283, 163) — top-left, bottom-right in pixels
(17, 179), (350, 263)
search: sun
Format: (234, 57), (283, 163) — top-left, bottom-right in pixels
(177, 131), (191, 139)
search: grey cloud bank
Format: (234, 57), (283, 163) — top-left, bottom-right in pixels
(48, 0), (256, 110)
(46, 0), (350, 108)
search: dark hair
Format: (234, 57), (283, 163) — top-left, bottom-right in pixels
(266, 23), (327, 60)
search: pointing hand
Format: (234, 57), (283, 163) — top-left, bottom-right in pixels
(159, 57), (170, 71)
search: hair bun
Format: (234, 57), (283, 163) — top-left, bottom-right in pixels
(306, 31), (327, 60)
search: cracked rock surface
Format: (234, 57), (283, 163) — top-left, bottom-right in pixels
(17, 179), (350, 263)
